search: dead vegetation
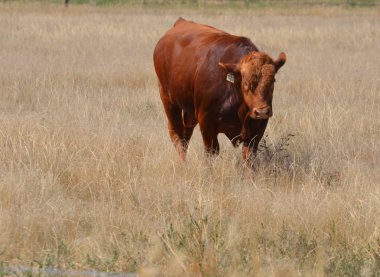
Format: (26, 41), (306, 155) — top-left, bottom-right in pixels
(0, 2), (379, 276)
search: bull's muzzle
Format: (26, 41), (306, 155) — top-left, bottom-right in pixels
(251, 106), (273, 119)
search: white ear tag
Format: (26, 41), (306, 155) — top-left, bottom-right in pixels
(226, 72), (235, 83)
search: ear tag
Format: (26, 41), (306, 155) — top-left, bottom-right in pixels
(226, 72), (235, 83)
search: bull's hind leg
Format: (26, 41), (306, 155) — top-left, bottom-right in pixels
(163, 105), (186, 160)
(159, 88), (190, 161)
(182, 109), (197, 153)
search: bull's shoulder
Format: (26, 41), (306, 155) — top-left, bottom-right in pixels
(235, 36), (257, 49)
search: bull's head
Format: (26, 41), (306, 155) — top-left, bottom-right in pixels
(219, 51), (286, 120)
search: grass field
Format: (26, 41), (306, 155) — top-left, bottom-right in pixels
(0, 2), (380, 276)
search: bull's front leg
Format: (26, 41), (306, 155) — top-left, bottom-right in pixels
(241, 118), (269, 174)
(242, 139), (263, 179)
(199, 114), (220, 156)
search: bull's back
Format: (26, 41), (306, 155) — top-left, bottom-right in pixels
(154, 20), (229, 101)
(153, 19), (257, 110)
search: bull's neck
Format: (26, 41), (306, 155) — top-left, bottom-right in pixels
(238, 102), (249, 121)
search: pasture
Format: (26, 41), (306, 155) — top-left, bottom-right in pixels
(0, 2), (379, 276)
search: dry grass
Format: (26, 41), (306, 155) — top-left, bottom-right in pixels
(0, 2), (380, 276)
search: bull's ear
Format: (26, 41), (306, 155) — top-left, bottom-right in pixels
(274, 52), (286, 72)
(218, 62), (240, 83)
(218, 62), (240, 74)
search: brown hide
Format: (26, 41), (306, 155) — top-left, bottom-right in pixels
(153, 18), (286, 162)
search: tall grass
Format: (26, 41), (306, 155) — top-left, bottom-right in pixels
(21, 0), (379, 8)
(0, 2), (379, 276)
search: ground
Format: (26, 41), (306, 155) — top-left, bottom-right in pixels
(0, 2), (379, 276)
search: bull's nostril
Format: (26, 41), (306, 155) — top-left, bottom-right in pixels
(252, 108), (272, 119)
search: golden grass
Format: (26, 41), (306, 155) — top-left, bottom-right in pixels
(0, 2), (380, 276)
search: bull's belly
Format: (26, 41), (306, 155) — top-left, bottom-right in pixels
(167, 88), (195, 110)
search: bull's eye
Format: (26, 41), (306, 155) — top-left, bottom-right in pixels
(244, 80), (249, 90)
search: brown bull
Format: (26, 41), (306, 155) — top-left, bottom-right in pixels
(153, 18), (286, 162)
